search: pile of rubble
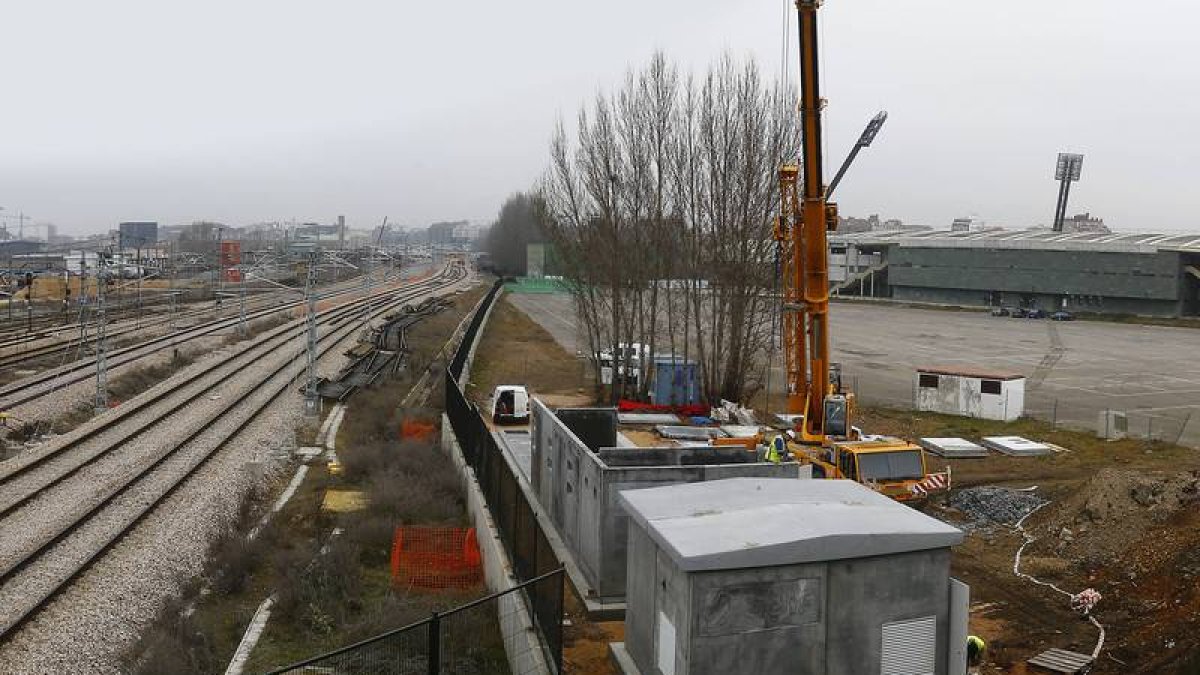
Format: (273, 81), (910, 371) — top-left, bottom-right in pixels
(1043, 467), (1200, 564)
(949, 486), (1047, 528)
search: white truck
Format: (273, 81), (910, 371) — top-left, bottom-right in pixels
(490, 385), (530, 424)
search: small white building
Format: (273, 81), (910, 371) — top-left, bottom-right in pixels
(915, 366), (1025, 422)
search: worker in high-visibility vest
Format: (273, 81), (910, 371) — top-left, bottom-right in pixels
(966, 635), (986, 668)
(765, 434), (787, 463)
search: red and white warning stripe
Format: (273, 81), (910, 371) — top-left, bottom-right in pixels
(910, 471), (951, 497)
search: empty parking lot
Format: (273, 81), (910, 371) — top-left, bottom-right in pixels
(509, 292), (1200, 448)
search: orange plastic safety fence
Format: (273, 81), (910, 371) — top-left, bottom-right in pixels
(399, 420), (437, 440)
(390, 527), (482, 590)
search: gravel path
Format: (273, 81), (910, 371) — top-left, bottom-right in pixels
(0, 270), (471, 673)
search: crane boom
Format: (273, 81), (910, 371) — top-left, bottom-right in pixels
(769, 2), (949, 501)
(776, 0), (842, 442)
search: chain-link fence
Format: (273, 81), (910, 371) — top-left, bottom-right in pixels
(843, 370), (1200, 448)
(266, 568), (564, 675)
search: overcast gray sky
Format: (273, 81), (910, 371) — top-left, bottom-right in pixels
(1, 0), (1195, 236)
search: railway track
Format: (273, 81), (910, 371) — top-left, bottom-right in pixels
(0, 264), (468, 642)
(0, 270), (411, 373)
(0, 270), (420, 411)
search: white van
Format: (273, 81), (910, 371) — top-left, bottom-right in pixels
(490, 385), (530, 424)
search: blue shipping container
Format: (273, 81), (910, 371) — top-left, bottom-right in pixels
(650, 358), (701, 406)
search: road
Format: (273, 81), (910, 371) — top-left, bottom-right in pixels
(508, 292), (1200, 448)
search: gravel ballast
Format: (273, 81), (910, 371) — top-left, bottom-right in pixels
(0, 272), (469, 673)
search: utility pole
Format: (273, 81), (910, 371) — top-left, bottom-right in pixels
(76, 257), (89, 359)
(363, 216), (387, 332)
(135, 245), (143, 329)
(216, 225), (224, 304)
(304, 253), (319, 416)
(94, 256), (109, 414)
(361, 248), (372, 332)
(238, 262), (248, 336)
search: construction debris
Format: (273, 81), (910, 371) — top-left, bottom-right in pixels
(654, 425), (726, 441)
(1027, 647), (1095, 674)
(315, 298), (448, 401)
(949, 486), (1047, 527)
(617, 412), (679, 425)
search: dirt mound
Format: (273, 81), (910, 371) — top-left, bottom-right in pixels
(1041, 467), (1200, 565)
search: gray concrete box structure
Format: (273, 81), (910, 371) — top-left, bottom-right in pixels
(529, 399), (807, 603)
(615, 478), (966, 675)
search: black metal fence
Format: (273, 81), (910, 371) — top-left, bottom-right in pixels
(443, 278), (566, 673)
(449, 279), (504, 381)
(266, 568), (565, 675)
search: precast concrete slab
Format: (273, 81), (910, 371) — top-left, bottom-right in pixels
(720, 425), (762, 438)
(918, 437), (990, 458)
(981, 435), (1053, 456)
(655, 425), (726, 441)
(619, 478), (963, 571)
(619, 412), (681, 425)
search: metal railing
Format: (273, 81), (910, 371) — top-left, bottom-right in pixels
(266, 568), (564, 675)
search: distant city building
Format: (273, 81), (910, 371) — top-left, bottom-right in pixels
(293, 223), (341, 243)
(950, 216), (986, 232)
(838, 214), (905, 234)
(427, 220), (468, 245)
(118, 221), (159, 249)
(0, 240), (45, 256)
(1060, 212), (1110, 234)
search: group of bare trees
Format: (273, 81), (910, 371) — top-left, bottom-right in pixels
(483, 193), (546, 276)
(540, 52), (796, 405)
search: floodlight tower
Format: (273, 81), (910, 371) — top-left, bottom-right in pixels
(1052, 153), (1084, 232)
(827, 111), (888, 199)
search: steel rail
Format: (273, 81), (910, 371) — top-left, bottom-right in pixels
(0, 265), (466, 642)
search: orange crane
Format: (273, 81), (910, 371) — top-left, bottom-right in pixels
(773, 0), (949, 502)
(776, 0), (842, 442)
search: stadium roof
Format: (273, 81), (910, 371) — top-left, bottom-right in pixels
(830, 227), (1200, 254)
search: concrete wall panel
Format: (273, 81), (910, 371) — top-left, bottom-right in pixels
(825, 549), (952, 675)
(689, 565), (828, 675)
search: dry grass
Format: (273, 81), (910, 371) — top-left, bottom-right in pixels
(469, 295), (588, 405)
(222, 311), (293, 346)
(855, 405), (1200, 491)
(6, 352), (204, 445)
(127, 281), (508, 674)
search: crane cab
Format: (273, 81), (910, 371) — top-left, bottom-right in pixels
(794, 437), (949, 503)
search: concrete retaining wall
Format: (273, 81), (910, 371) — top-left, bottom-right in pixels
(530, 399), (808, 602)
(442, 418), (550, 675)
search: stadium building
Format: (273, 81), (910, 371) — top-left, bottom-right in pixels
(830, 228), (1200, 317)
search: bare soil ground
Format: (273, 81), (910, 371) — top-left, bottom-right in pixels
(497, 295), (1200, 673)
(468, 294), (592, 408)
(859, 406), (1200, 674)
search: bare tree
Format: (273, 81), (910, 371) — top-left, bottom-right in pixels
(541, 52), (795, 405)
